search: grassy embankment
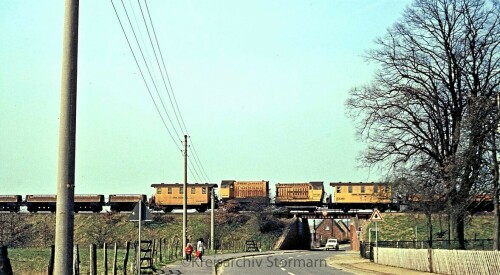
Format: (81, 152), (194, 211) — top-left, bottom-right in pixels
(2, 210), (285, 274)
(362, 212), (495, 245)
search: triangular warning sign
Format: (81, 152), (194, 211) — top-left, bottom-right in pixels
(128, 200), (152, 222)
(369, 208), (384, 222)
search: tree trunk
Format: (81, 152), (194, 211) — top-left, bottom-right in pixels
(492, 124), (500, 250)
(426, 211), (433, 248)
(452, 213), (466, 249)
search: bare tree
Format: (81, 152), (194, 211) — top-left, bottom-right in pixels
(347, 0), (499, 249)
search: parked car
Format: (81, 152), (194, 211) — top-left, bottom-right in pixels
(325, 238), (339, 250)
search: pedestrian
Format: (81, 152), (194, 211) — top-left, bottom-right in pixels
(196, 238), (205, 261)
(185, 242), (193, 262)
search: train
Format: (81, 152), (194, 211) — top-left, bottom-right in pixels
(1, 180), (493, 214)
(0, 194), (147, 213)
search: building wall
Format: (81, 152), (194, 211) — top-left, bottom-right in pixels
(313, 219), (348, 246)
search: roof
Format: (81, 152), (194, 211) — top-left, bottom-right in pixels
(151, 183), (218, 188)
(329, 182), (390, 186)
(221, 180), (235, 187)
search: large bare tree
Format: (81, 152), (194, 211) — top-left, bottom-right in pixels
(347, 0), (499, 249)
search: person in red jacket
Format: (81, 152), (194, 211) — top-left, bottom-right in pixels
(185, 242), (193, 262)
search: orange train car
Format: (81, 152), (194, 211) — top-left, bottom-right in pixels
(150, 183), (218, 212)
(275, 182), (324, 206)
(220, 180), (269, 204)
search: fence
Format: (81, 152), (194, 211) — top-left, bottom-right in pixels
(4, 237), (276, 274)
(360, 241), (500, 275)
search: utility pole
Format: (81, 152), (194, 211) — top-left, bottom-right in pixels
(183, 135), (188, 258)
(211, 188), (215, 251)
(54, 1), (79, 274)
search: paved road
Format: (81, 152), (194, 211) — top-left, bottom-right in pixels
(219, 250), (353, 275)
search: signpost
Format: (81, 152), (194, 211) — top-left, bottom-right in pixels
(369, 208), (384, 263)
(129, 200), (152, 275)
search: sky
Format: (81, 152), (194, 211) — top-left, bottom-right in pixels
(0, 0), (412, 197)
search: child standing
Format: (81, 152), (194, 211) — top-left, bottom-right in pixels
(196, 238), (205, 261)
(185, 242), (193, 262)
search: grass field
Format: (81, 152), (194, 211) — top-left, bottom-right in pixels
(1, 211), (284, 274)
(362, 212), (495, 243)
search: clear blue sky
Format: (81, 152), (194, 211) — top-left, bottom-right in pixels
(0, 0), (411, 197)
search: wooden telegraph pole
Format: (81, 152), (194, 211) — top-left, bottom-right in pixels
(54, 0), (79, 274)
(183, 135), (188, 258)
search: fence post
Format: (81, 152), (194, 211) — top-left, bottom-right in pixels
(132, 242), (137, 273)
(123, 241), (130, 275)
(427, 248), (433, 273)
(90, 244), (97, 275)
(151, 239), (156, 265)
(0, 246), (13, 275)
(159, 238), (163, 262)
(103, 242), (108, 275)
(47, 244), (55, 275)
(73, 244), (80, 275)
(112, 242), (118, 275)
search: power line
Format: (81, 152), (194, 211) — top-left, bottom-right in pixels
(119, 0), (183, 143)
(111, 0), (181, 152)
(112, 0), (211, 182)
(142, 0), (211, 182)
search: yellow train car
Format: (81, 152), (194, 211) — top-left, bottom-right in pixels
(329, 182), (398, 212)
(275, 182), (324, 206)
(150, 183), (217, 212)
(220, 180), (269, 204)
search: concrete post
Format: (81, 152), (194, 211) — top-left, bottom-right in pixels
(183, 135), (188, 258)
(54, 1), (78, 274)
(211, 188), (215, 251)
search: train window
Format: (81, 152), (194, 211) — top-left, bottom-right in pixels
(191, 187), (196, 194)
(380, 186), (385, 193)
(348, 186), (353, 193)
(202, 187), (207, 194)
(180, 187), (184, 194)
(374, 185), (379, 193)
(168, 187), (172, 194)
(157, 189), (162, 194)
(361, 186), (365, 193)
(336, 186), (341, 193)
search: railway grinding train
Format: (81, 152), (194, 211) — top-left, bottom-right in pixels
(0, 180), (493, 214)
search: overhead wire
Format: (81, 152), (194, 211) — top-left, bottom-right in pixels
(135, 0), (207, 182)
(110, 0), (182, 152)
(119, 0), (184, 145)
(112, 0), (211, 182)
(142, 0), (211, 182)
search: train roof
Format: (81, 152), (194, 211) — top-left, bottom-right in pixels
(151, 183), (218, 188)
(329, 182), (390, 186)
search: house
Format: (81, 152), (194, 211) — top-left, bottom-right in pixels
(312, 219), (349, 247)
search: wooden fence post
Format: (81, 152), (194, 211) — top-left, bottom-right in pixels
(112, 242), (118, 275)
(131, 241), (137, 273)
(47, 245), (55, 275)
(123, 241), (130, 275)
(159, 238), (163, 262)
(0, 246), (13, 275)
(90, 244), (97, 275)
(152, 239), (156, 264)
(103, 242), (108, 275)
(73, 244), (80, 275)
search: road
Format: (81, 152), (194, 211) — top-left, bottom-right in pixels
(219, 250), (353, 275)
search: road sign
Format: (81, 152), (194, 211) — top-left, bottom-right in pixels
(128, 201), (152, 222)
(369, 208), (384, 222)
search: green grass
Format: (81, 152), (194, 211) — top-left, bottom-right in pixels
(2, 211), (284, 274)
(363, 212), (495, 242)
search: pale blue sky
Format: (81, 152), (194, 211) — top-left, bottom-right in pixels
(0, 0), (411, 197)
